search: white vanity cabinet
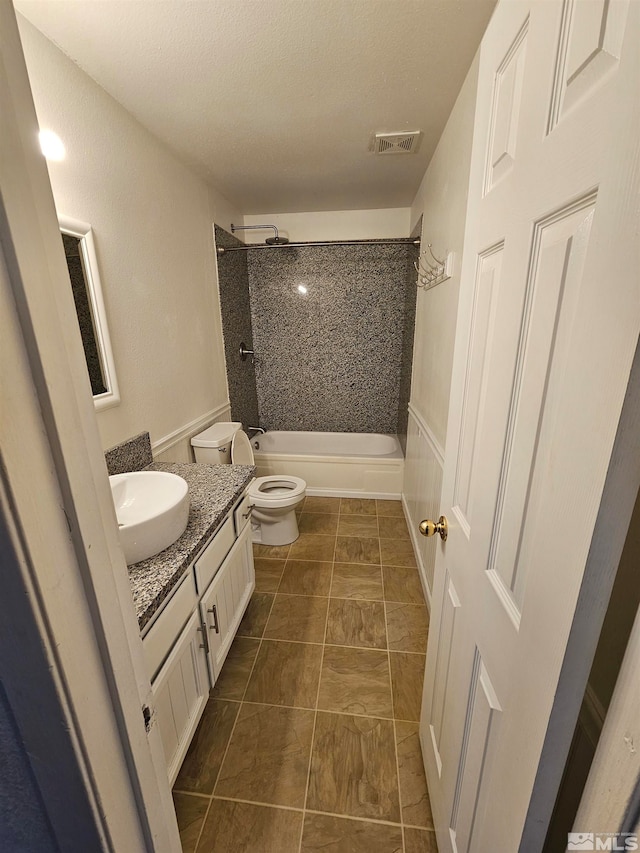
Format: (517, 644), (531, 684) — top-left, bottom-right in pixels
(200, 520), (254, 683)
(141, 488), (255, 784)
(151, 609), (210, 785)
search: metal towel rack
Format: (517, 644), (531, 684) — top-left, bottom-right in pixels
(414, 243), (454, 290)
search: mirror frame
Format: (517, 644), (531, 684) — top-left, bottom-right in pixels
(59, 215), (120, 411)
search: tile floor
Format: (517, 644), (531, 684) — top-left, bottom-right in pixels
(172, 497), (438, 853)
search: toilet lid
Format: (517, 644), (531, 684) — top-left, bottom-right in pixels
(231, 429), (255, 465)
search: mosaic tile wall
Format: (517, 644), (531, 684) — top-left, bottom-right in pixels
(215, 226), (260, 430)
(397, 220), (421, 453)
(247, 241), (416, 434)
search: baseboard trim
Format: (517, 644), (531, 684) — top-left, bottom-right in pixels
(305, 487), (401, 500)
(408, 403), (445, 469)
(151, 402), (231, 456)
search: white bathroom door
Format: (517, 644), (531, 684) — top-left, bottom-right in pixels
(420, 1), (639, 851)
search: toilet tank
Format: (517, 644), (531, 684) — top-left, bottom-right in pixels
(191, 422), (242, 464)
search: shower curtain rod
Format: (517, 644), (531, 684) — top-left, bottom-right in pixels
(216, 238), (420, 255)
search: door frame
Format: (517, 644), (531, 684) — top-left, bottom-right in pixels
(1, 4), (180, 850)
(524, 340), (640, 848)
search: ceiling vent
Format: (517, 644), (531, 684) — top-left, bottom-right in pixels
(370, 131), (422, 155)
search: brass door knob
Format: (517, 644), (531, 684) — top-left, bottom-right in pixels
(419, 516), (448, 542)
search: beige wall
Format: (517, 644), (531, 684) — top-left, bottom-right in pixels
(243, 208), (411, 241)
(409, 52), (480, 450)
(403, 52), (480, 603)
(18, 17), (240, 454)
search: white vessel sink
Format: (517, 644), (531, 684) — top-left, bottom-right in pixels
(109, 471), (190, 565)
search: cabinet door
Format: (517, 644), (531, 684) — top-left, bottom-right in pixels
(151, 610), (209, 785)
(201, 521), (255, 683)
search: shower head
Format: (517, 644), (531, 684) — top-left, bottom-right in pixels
(231, 223), (289, 245)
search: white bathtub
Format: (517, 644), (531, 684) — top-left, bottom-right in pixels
(251, 431), (404, 499)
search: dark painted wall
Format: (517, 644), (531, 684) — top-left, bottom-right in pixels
(0, 687), (57, 853)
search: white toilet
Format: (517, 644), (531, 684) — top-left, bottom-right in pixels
(191, 422), (306, 546)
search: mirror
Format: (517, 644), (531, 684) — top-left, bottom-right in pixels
(59, 216), (120, 411)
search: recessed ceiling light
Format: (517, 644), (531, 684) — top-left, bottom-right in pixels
(297, 284), (308, 295)
(39, 129), (65, 161)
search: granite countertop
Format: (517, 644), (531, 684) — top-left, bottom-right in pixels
(128, 463), (255, 631)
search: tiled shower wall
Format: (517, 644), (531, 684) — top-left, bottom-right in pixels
(247, 241), (418, 434)
(214, 225), (260, 429)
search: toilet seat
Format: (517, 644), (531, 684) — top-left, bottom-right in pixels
(230, 429), (306, 536)
(248, 475), (306, 508)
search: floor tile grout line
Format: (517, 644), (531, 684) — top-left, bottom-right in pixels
(233, 517), (421, 848)
(385, 595), (405, 851)
(187, 502), (417, 850)
(303, 807), (406, 828)
(216, 696), (421, 724)
(234, 634), (427, 656)
(272, 559), (286, 596)
(208, 587), (278, 813)
(183, 790), (434, 834)
(172, 789), (211, 800)
(203, 789), (423, 829)
(297, 539), (335, 853)
(210, 793), (304, 813)
(192, 792), (214, 852)
(257, 585), (427, 610)
(259, 551), (418, 571)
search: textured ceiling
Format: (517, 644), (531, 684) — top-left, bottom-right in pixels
(17, 0), (496, 214)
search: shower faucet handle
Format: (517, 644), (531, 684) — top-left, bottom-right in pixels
(239, 342), (254, 362)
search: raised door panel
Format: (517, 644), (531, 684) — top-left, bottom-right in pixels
(484, 19), (529, 194)
(201, 522), (255, 683)
(548, 0), (630, 130)
(487, 195), (597, 618)
(449, 654), (501, 853)
(200, 561), (230, 684)
(423, 571), (462, 779)
(152, 610), (209, 785)
(199, 573), (217, 686)
(452, 243), (504, 537)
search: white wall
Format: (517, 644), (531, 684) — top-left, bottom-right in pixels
(410, 52), (480, 449)
(403, 52), (480, 602)
(243, 208), (411, 242)
(18, 17), (241, 455)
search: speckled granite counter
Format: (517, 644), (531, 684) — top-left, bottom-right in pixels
(128, 463), (254, 631)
